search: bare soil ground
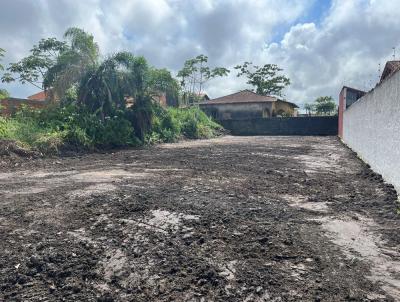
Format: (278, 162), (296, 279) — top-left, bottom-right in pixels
(0, 136), (399, 302)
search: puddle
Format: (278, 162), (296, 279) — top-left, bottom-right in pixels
(283, 194), (328, 212)
(321, 216), (400, 299)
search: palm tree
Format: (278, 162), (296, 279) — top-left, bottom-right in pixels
(43, 27), (99, 101)
(304, 103), (314, 116)
(0, 48), (5, 71)
(76, 52), (149, 119)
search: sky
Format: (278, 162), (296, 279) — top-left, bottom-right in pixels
(1, 0), (399, 108)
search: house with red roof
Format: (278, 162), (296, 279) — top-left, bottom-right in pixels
(199, 90), (298, 120)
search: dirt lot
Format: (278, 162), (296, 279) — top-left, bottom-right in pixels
(1, 136), (399, 301)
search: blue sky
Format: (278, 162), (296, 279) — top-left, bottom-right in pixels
(1, 0), (399, 107)
(271, 0), (332, 44)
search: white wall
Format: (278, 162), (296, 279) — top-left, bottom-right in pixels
(343, 70), (400, 191)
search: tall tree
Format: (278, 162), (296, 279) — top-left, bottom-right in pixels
(0, 89), (9, 100)
(234, 62), (290, 96)
(1, 27), (99, 101)
(77, 52), (148, 119)
(0, 48), (5, 71)
(147, 68), (180, 106)
(314, 96), (336, 115)
(0, 48), (9, 99)
(43, 27), (99, 101)
(2, 38), (67, 89)
(178, 55), (229, 105)
(304, 103), (314, 116)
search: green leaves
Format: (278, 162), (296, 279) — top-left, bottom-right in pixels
(234, 62), (290, 96)
(177, 54), (230, 105)
(1, 28), (100, 96)
(0, 89), (9, 100)
(0, 49), (10, 99)
(1, 38), (68, 89)
(314, 96), (336, 115)
(0, 48), (5, 71)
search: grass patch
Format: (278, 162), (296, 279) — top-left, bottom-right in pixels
(0, 104), (223, 155)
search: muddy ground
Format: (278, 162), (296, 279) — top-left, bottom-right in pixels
(0, 136), (399, 301)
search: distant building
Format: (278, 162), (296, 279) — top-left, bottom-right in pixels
(199, 90), (298, 120)
(379, 61), (400, 84)
(0, 90), (54, 116)
(338, 60), (400, 137)
(0, 97), (49, 116)
(125, 92), (168, 108)
(338, 86), (366, 138)
(181, 92), (210, 107)
(27, 91), (49, 101)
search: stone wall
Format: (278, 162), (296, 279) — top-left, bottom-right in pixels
(220, 116), (338, 136)
(343, 69), (400, 191)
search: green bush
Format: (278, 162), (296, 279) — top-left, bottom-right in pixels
(0, 101), (223, 155)
(95, 116), (135, 147)
(34, 131), (65, 154)
(169, 107), (222, 139)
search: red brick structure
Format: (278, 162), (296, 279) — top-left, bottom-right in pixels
(0, 97), (49, 116)
(338, 86), (366, 138)
(27, 91), (49, 101)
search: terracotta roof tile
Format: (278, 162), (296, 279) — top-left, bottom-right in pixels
(201, 90), (277, 105)
(27, 91), (48, 101)
(200, 90), (299, 108)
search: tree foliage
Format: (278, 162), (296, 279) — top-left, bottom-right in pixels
(0, 48), (5, 71)
(43, 28), (99, 101)
(0, 89), (9, 99)
(0, 48), (9, 99)
(177, 54), (229, 104)
(2, 38), (68, 89)
(234, 62), (290, 96)
(303, 103), (314, 116)
(147, 68), (180, 107)
(0, 29), (225, 147)
(77, 52), (148, 119)
(1, 27), (98, 101)
(314, 96), (336, 115)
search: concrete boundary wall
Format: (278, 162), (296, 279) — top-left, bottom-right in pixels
(343, 70), (400, 192)
(219, 116), (338, 136)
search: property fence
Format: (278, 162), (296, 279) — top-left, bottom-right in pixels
(219, 116), (338, 136)
(342, 70), (400, 192)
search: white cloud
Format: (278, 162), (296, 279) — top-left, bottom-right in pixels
(259, 0), (400, 107)
(1, 0), (399, 109)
